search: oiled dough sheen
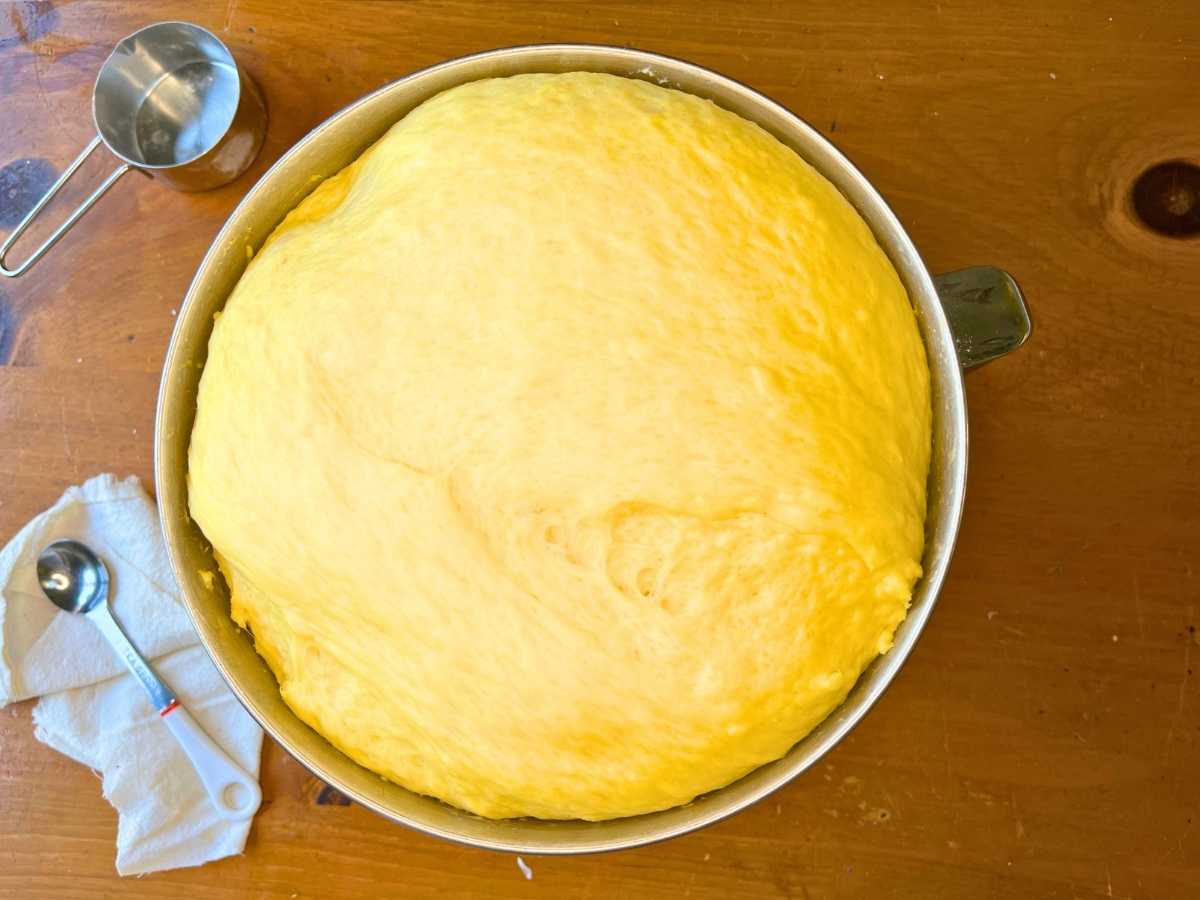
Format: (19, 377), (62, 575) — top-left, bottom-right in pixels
(188, 72), (931, 820)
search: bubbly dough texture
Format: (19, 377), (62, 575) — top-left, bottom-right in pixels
(188, 72), (931, 820)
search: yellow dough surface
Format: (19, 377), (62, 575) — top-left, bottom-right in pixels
(188, 72), (931, 820)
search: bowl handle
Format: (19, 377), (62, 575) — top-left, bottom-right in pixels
(933, 267), (1031, 369)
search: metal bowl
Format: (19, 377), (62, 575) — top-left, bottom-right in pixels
(155, 44), (1029, 853)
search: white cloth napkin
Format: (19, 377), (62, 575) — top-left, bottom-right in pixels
(0, 474), (263, 875)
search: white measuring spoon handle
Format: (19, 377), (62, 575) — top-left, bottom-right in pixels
(161, 704), (263, 821)
(87, 603), (261, 821)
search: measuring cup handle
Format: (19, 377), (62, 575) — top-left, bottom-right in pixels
(0, 135), (132, 278)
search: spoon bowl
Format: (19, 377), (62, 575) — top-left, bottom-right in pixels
(37, 539), (111, 615)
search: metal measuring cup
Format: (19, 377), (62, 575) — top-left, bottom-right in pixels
(0, 21), (267, 278)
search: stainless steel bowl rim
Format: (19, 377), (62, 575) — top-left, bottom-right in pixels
(156, 43), (969, 854)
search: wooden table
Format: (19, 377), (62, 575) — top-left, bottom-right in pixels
(2, 1), (1197, 897)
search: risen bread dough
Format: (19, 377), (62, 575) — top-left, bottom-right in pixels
(188, 72), (931, 820)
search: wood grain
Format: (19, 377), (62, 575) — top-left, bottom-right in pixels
(1, 1), (1198, 897)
